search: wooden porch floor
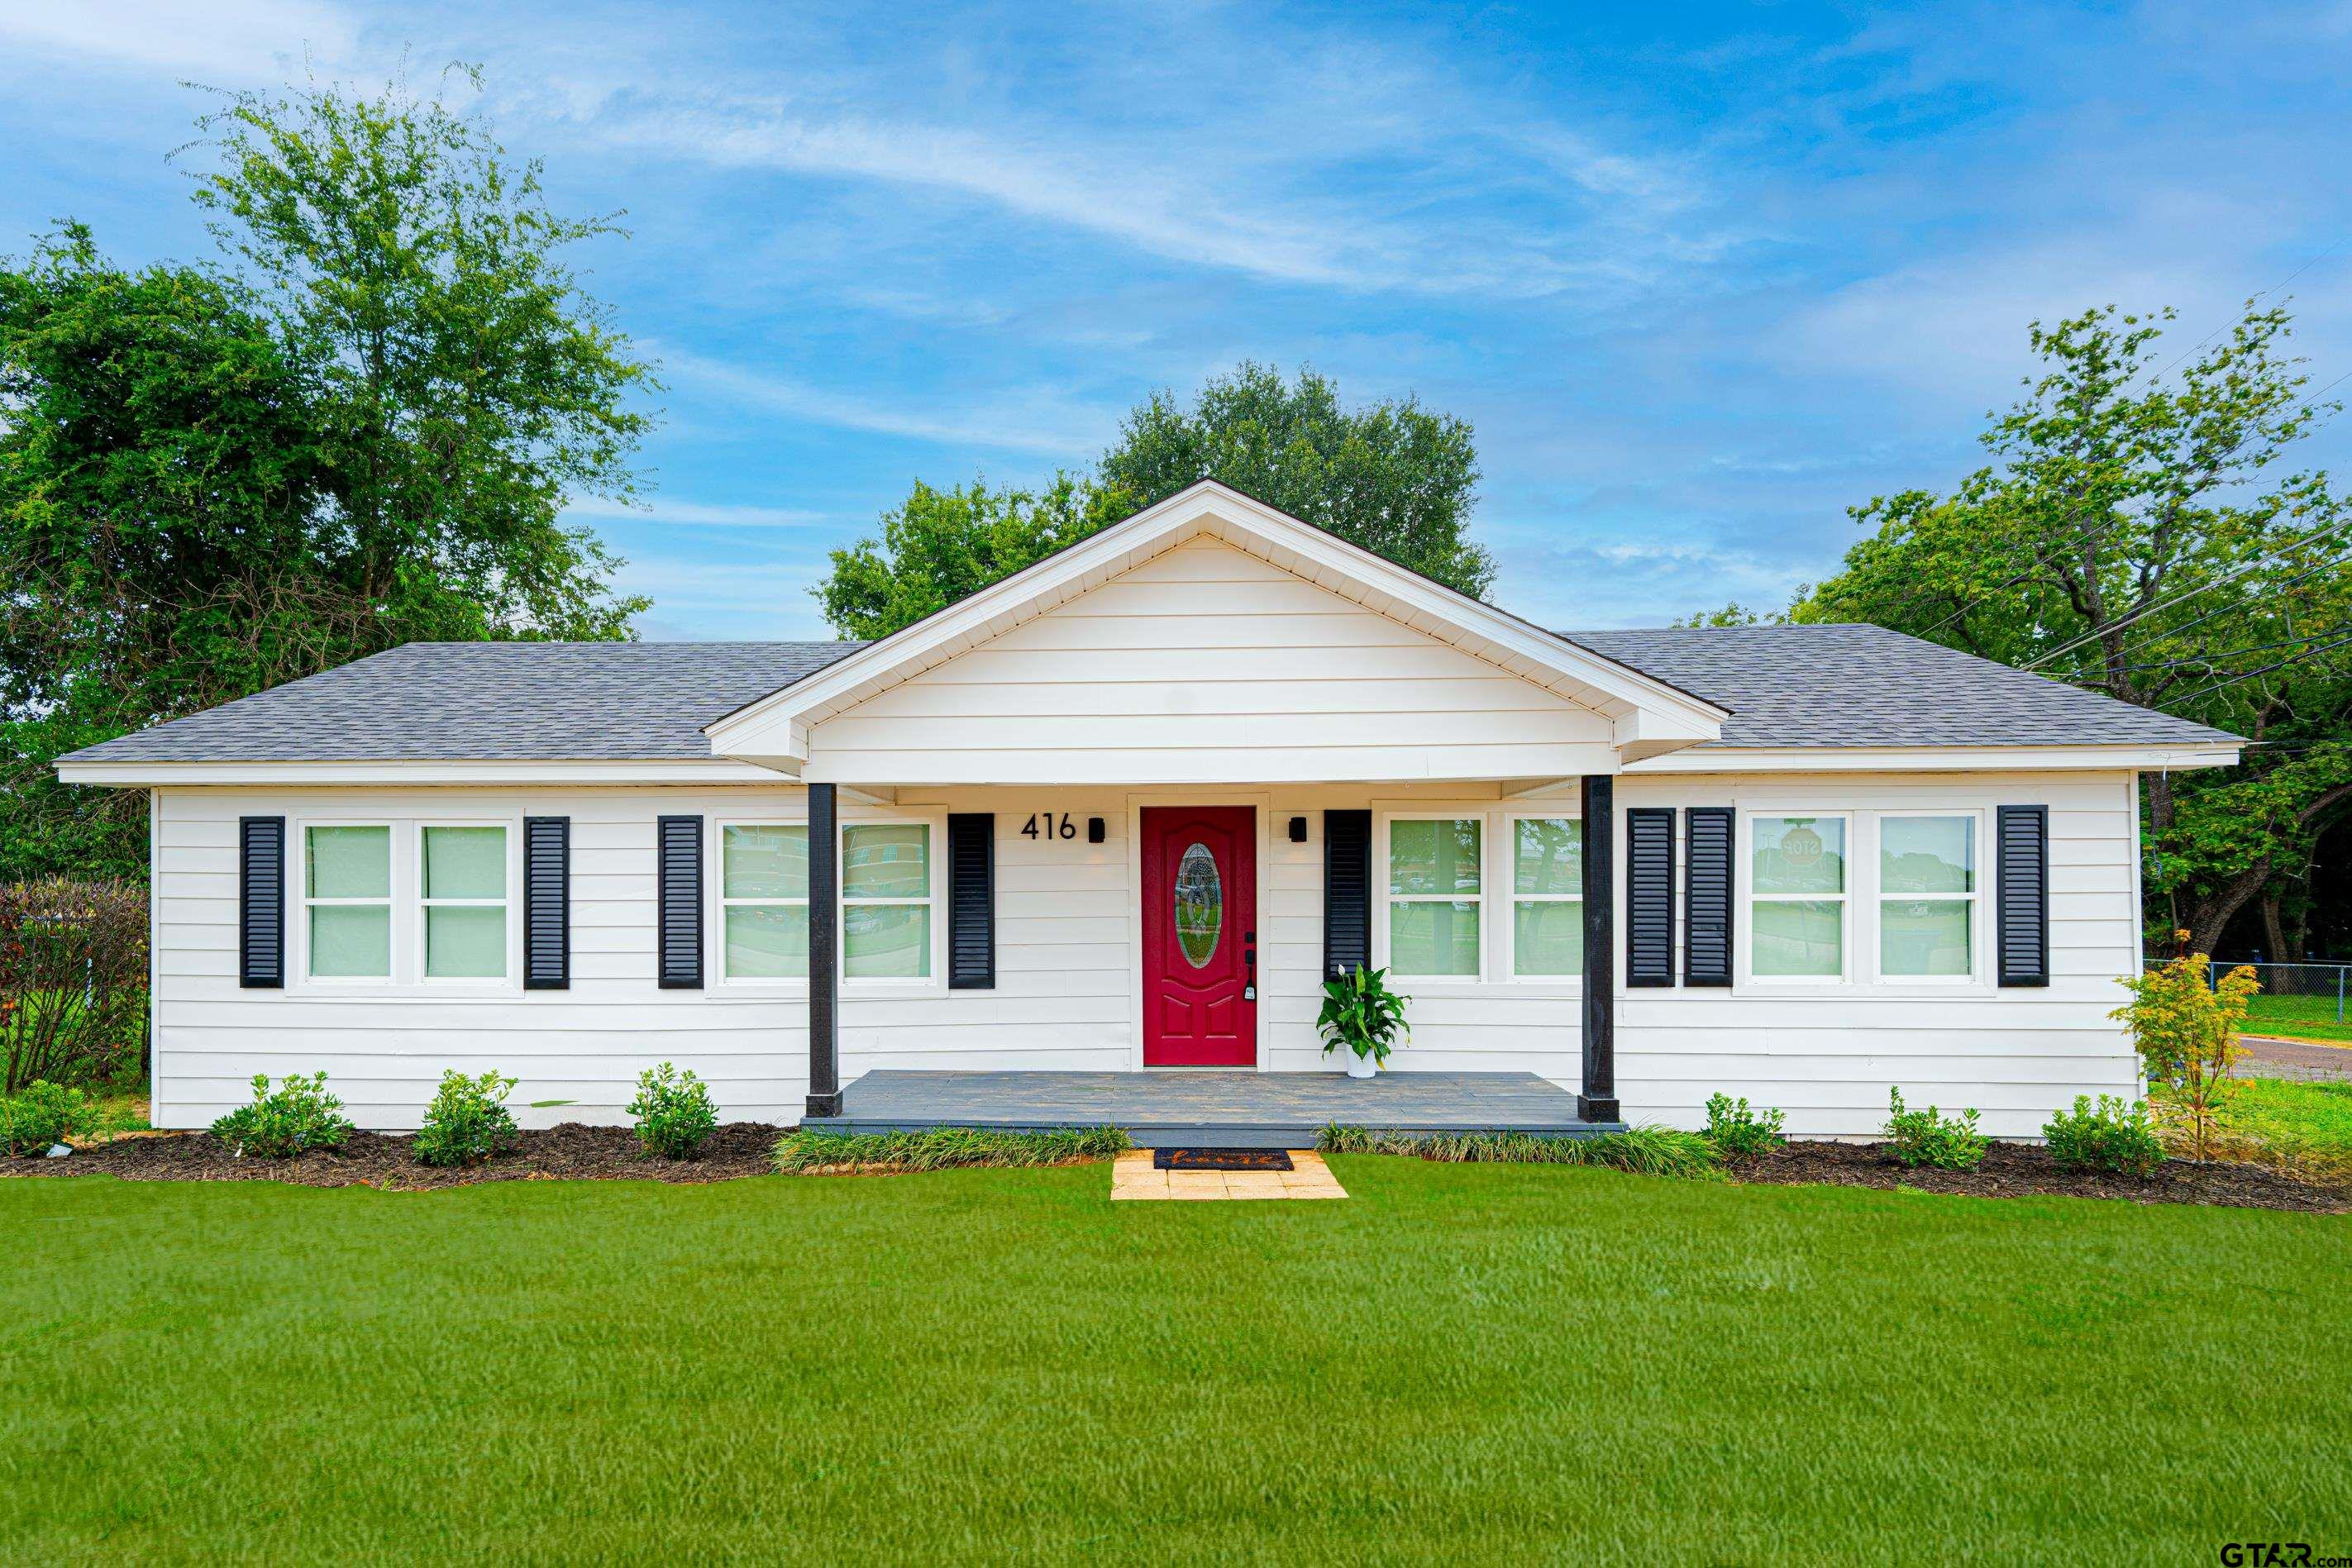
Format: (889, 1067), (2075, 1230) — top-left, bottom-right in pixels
(799, 1070), (1622, 1149)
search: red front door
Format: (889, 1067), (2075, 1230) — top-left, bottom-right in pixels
(1141, 806), (1257, 1067)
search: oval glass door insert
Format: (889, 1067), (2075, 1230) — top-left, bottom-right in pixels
(1174, 842), (1222, 968)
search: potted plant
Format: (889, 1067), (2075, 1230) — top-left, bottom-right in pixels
(1318, 964), (1410, 1079)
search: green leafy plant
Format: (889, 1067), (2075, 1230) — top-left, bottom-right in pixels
(775, 1126), (1129, 1175)
(209, 1071), (353, 1158)
(1316, 964), (1411, 1069)
(1316, 1124), (1721, 1180)
(1702, 1093), (1787, 1161)
(413, 1070), (521, 1168)
(2114, 945), (2259, 1162)
(627, 1062), (718, 1161)
(0, 1079), (107, 1155)
(2041, 1094), (2164, 1177)
(1883, 1088), (1988, 1171)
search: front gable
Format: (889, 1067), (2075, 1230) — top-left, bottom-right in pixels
(707, 482), (1725, 784)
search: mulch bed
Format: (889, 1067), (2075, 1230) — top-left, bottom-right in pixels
(4, 1122), (785, 1189)
(1728, 1140), (2347, 1214)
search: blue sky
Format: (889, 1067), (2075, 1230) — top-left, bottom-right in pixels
(4, 1), (2349, 641)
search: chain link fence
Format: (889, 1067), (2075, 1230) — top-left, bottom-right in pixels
(2214, 960), (2349, 1024)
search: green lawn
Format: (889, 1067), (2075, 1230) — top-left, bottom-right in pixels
(2247, 991), (2352, 1044)
(4, 1163), (2348, 1561)
(2226, 1078), (2352, 1161)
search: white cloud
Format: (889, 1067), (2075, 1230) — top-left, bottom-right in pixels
(658, 346), (1114, 458)
(0, 0), (360, 81)
(566, 498), (833, 529)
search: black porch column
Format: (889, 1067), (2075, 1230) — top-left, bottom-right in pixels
(805, 781), (841, 1118)
(1578, 774), (1620, 1122)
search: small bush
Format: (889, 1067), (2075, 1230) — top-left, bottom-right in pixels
(2, 879), (150, 1093)
(1883, 1088), (1988, 1171)
(0, 1080), (107, 1155)
(627, 1061), (718, 1160)
(2113, 946), (2259, 1161)
(2041, 1094), (2164, 1176)
(775, 1126), (1129, 1175)
(209, 1071), (353, 1158)
(1316, 1123), (1721, 1180)
(413, 1070), (520, 1167)
(1702, 1093), (1786, 1160)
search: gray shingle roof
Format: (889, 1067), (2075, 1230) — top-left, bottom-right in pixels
(60, 624), (2238, 765)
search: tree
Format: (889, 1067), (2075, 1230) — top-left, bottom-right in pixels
(1792, 303), (2352, 951)
(0, 74), (652, 881)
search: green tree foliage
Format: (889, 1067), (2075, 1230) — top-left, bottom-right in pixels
(817, 362), (1491, 639)
(1792, 303), (2352, 951)
(0, 76), (651, 880)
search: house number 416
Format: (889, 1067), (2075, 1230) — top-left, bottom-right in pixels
(1021, 812), (1078, 840)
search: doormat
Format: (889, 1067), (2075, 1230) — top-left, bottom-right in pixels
(1154, 1148), (1295, 1171)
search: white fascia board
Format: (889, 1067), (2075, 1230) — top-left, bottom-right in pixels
(704, 479), (1728, 760)
(1621, 744), (2244, 775)
(55, 759), (799, 788)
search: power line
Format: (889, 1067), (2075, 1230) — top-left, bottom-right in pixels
(2039, 546), (2352, 681)
(2067, 629), (2352, 676)
(2024, 516), (2352, 670)
(2174, 630), (2352, 708)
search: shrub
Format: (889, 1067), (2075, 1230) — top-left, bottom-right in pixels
(2, 879), (150, 1093)
(2041, 1094), (2164, 1177)
(1883, 1088), (1988, 1171)
(2113, 945), (2259, 1162)
(209, 1071), (353, 1158)
(1702, 1093), (1786, 1160)
(0, 1080), (107, 1156)
(775, 1126), (1129, 1175)
(1316, 964), (1410, 1069)
(1316, 1123), (1721, 1180)
(413, 1070), (520, 1167)
(627, 1061), (718, 1160)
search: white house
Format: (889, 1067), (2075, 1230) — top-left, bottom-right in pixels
(57, 482), (2241, 1141)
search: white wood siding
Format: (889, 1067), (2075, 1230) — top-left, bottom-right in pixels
(804, 539), (1618, 784)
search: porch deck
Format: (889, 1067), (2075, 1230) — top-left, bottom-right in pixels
(799, 1070), (1622, 1149)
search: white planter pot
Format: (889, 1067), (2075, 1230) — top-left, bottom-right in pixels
(1345, 1050), (1378, 1079)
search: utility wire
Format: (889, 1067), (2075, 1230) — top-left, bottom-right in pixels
(2067, 629), (2352, 676)
(2173, 630), (2352, 708)
(2039, 546), (2352, 681)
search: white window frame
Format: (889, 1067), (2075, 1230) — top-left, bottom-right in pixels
(1501, 808), (1585, 985)
(714, 816), (811, 989)
(1376, 811), (1488, 983)
(414, 820), (517, 989)
(1870, 808), (1987, 988)
(838, 815), (946, 989)
(298, 818), (397, 986)
(1742, 809), (1853, 987)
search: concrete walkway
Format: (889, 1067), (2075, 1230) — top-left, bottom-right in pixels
(2240, 1036), (2352, 1082)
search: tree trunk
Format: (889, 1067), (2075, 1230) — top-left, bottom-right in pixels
(2261, 889), (2290, 965)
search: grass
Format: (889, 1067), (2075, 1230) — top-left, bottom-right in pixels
(2245, 991), (2352, 1045)
(773, 1124), (1130, 1172)
(4, 1164), (2348, 1560)
(2221, 1078), (2352, 1170)
(1317, 1122), (1722, 1178)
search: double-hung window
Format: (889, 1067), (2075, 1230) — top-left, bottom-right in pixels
(843, 823), (933, 979)
(306, 825), (392, 979)
(1510, 816), (1583, 977)
(1750, 815), (1848, 979)
(1878, 814), (1977, 979)
(1387, 817), (1482, 977)
(421, 825), (508, 979)
(722, 823), (809, 979)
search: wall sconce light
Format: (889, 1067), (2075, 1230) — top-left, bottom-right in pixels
(1087, 817), (1106, 844)
(1287, 816), (1308, 843)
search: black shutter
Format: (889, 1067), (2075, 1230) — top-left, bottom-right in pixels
(239, 815), (285, 989)
(1624, 807), (1676, 988)
(1323, 810), (1372, 979)
(1683, 808), (1734, 987)
(947, 813), (995, 989)
(523, 816), (570, 990)
(656, 814), (703, 989)
(1997, 804), (2049, 988)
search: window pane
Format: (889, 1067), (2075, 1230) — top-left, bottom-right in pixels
(308, 825), (389, 898)
(1882, 899), (1972, 976)
(1753, 817), (1846, 895)
(1881, 816), (1974, 894)
(1390, 818), (1481, 895)
(422, 826), (506, 900)
(845, 903), (931, 978)
(1174, 842), (1222, 969)
(1513, 817), (1582, 896)
(1753, 899), (1843, 977)
(726, 904), (808, 979)
(723, 824), (809, 900)
(1514, 900), (1584, 975)
(309, 903), (389, 977)
(426, 906), (506, 979)
(1389, 901), (1480, 975)
(843, 824), (929, 898)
